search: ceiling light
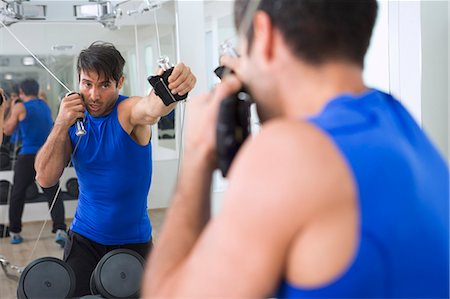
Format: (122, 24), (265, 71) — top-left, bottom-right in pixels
(74, 3), (99, 19)
(21, 4), (46, 20)
(51, 45), (74, 51)
(74, 2), (115, 20)
(22, 56), (35, 66)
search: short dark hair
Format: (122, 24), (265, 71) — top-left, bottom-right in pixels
(77, 41), (125, 85)
(234, 0), (378, 67)
(11, 84), (19, 95)
(19, 79), (39, 97)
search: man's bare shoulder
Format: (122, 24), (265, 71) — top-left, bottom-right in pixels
(226, 118), (355, 214)
(117, 96), (141, 122)
(13, 101), (26, 112)
(11, 101), (26, 120)
(117, 96), (140, 111)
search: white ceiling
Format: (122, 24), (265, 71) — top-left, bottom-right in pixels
(0, 0), (176, 55)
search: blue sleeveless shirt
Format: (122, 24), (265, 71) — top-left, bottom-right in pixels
(277, 90), (449, 298)
(68, 95), (153, 245)
(19, 99), (53, 155)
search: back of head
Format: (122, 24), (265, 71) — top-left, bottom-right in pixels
(234, 0), (378, 67)
(3, 90), (11, 100)
(77, 41), (125, 84)
(12, 84), (19, 95)
(19, 79), (39, 97)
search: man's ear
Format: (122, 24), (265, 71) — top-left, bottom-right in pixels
(252, 11), (275, 65)
(117, 76), (125, 89)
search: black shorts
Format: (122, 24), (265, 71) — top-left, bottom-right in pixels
(63, 230), (152, 298)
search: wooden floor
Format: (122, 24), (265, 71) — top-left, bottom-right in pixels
(0, 209), (166, 299)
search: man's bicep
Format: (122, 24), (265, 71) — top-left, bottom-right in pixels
(119, 96), (144, 130)
(117, 97), (140, 134)
(3, 105), (21, 134)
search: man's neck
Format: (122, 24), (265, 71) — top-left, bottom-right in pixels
(21, 95), (37, 102)
(276, 58), (367, 119)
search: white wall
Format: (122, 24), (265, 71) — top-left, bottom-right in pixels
(148, 160), (179, 209)
(364, 0), (390, 92)
(388, 1), (423, 123)
(0, 22), (137, 56)
(176, 0), (208, 95)
(386, 0), (449, 161)
(420, 0), (449, 160)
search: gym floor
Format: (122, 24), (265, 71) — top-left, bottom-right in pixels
(0, 208), (167, 299)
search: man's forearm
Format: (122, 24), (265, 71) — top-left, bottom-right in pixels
(35, 124), (70, 187)
(145, 148), (214, 294)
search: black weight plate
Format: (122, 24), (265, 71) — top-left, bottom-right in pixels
(0, 224), (9, 238)
(0, 152), (11, 170)
(0, 180), (12, 204)
(95, 249), (144, 299)
(17, 257), (75, 299)
(66, 178), (79, 198)
(0, 145), (10, 154)
(90, 269), (98, 295)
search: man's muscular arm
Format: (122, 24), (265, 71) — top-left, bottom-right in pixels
(118, 63), (196, 145)
(35, 126), (72, 187)
(35, 92), (85, 187)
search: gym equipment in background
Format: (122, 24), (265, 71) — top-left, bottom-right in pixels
(65, 178), (79, 198)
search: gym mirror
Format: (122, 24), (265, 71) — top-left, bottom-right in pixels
(0, 0), (179, 152)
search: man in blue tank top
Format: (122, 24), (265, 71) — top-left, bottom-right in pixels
(142, 0), (449, 297)
(35, 41), (196, 297)
(3, 79), (67, 246)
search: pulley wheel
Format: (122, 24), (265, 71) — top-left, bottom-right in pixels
(66, 178), (79, 198)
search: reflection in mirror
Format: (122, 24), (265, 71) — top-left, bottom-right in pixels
(204, 0), (238, 90)
(0, 1), (180, 285)
(0, 0), (179, 150)
(156, 37), (176, 148)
